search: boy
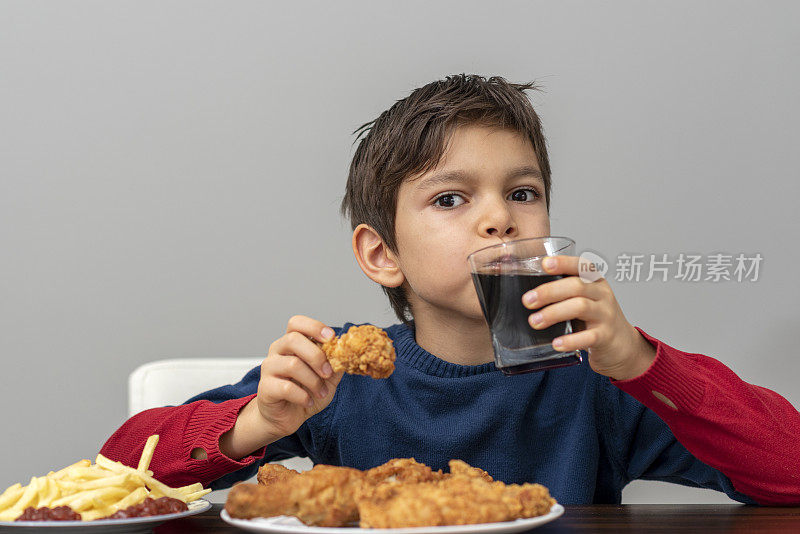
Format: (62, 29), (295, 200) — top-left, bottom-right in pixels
(101, 74), (800, 505)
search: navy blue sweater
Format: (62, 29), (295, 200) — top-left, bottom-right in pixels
(186, 322), (755, 505)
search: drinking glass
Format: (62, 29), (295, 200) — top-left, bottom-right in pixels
(468, 236), (584, 375)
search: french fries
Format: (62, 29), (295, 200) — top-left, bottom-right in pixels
(0, 434), (210, 522)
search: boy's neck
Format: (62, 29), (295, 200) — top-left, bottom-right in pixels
(410, 311), (495, 366)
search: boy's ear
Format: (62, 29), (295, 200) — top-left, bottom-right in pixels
(352, 224), (405, 288)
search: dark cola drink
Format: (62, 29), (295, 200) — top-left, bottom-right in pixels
(472, 271), (582, 374)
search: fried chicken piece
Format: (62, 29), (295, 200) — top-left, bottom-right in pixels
(358, 480), (555, 528)
(447, 459), (494, 482)
(227, 464), (365, 527)
(256, 463), (300, 486)
(319, 325), (395, 378)
(364, 457), (445, 485)
(357, 460), (555, 528)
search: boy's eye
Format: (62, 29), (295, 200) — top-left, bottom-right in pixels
(433, 193), (465, 209)
(508, 188), (539, 202)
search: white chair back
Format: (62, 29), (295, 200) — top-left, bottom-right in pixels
(127, 358), (312, 502)
(128, 358), (262, 416)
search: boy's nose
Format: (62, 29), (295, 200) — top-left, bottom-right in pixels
(479, 205), (517, 239)
(484, 224), (516, 238)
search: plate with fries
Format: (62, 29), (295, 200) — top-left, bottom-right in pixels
(2, 500), (211, 532)
(0, 435), (211, 532)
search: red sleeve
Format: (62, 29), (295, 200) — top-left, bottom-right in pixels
(612, 327), (800, 505)
(99, 394), (265, 487)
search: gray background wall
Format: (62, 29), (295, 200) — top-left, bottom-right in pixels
(1, 0), (798, 504)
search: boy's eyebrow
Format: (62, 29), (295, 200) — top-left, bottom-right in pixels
(415, 165), (544, 190)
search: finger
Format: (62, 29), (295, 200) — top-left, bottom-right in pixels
(270, 354), (329, 400)
(528, 297), (602, 330)
(551, 328), (601, 352)
(540, 255), (580, 276)
(523, 276), (609, 309)
(286, 315), (335, 343)
(273, 331), (333, 379)
(261, 375), (314, 408)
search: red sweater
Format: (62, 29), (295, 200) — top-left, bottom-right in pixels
(101, 327), (800, 505)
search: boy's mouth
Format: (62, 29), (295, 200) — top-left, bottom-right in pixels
(468, 237), (509, 257)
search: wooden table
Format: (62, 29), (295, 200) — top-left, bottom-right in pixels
(153, 504), (800, 533)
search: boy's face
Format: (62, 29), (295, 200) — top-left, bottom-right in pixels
(393, 123), (550, 322)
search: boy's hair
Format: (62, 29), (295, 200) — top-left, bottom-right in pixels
(341, 74), (552, 324)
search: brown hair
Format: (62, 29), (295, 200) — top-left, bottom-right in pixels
(341, 74), (552, 324)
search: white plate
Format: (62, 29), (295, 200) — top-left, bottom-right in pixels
(220, 503), (564, 533)
(0, 499), (211, 533)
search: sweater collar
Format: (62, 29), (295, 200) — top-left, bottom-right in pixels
(384, 322), (500, 378)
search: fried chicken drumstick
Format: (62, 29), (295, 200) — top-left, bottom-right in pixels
(357, 460), (555, 528)
(227, 464), (365, 527)
(319, 324), (395, 379)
